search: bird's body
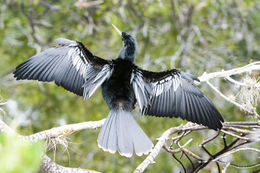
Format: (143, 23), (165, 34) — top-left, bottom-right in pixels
(101, 59), (135, 111)
(13, 26), (224, 157)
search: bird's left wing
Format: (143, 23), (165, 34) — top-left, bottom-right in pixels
(131, 66), (224, 130)
(14, 38), (113, 99)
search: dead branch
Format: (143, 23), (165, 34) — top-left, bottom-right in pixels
(134, 122), (260, 173)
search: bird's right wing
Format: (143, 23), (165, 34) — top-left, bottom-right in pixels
(14, 38), (113, 99)
(131, 66), (224, 130)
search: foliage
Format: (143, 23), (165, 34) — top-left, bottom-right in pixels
(0, 129), (44, 173)
(0, 0), (259, 172)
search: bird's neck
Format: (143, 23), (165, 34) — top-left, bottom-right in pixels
(117, 44), (136, 63)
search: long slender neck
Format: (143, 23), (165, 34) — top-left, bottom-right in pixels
(117, 37), (136, 63)
(125, 40), (135, 58)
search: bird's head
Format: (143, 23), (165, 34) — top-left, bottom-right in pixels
(112, 24), (136, 63)
(121, 32), (136, 48)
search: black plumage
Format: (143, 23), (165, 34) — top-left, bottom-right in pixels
(13, 25), (224, 158)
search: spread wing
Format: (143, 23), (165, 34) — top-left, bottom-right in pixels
(14, 38), (113, 99)
(132, 66), (224, 130)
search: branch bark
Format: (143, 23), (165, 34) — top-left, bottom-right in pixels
(22, 119), (105, 142)
(41, 155), (101, 173)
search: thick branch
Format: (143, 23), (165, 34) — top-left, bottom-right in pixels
(22, 119), (106, 142)
(41, 155), (101, 173)
(198, 61), (260, 82)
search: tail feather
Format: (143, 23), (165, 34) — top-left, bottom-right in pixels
(117, 113), (133, 157)
(98, 113), (116, 153)
(98, 110), (153, 157)
(106, 114), (117, 153)
(129, 117), (152, 156)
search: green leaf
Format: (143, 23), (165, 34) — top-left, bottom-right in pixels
(0, 131), (44, 173)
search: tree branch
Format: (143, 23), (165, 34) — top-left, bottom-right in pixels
(21, 119), (105, 142)
(198, 61), (260, 82)
(0, 118), (103, 172)
(41, 155), (101, 173)
(134, 122), (260, 173)
(197, 61), (260, 118)
(206, 81), (259, 117)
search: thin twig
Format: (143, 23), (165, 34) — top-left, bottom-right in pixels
(172, 154), (187, 173)
(206, 81), (256, 115)
(221, 129), (249, 141)
(218, 160), (260, 169)
(225, 76), (259, 87)
(201, 131), (220, 146)
(213, 147), (260, 162)
(222, 162), (230, 173)
(183, 152), (194, 169)
(192, 138), (241, 172)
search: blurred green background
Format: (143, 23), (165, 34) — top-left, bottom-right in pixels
(0, 130), (44, 173)
(0, 0), (259, 172)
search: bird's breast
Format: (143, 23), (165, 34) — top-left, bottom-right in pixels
(101, 59), (136, 111)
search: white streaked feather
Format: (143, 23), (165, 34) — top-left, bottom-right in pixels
(151, 75), (177, 96)
(173, 75), (181, 91)
(67, 48), (74, 59)
(79, 50), (87, 64)
(74, 56), (81, 71)
(92, 64), (111, 83)
(152, 82), (162, 96)
(68, 47), (91, 80)
(132, 72), (150, 110)
(132, 69), (187, 117)
(133, 82), (143, 109)
(130, 72), (135, 83)
(162, 77), (173, 92)
(80, 63), (87, 77)
(83, 64), (112, 99)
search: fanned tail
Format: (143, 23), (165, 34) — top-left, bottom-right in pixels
(97, 109), (153, 157)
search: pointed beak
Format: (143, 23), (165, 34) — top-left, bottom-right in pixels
(112, 24), (122, 36)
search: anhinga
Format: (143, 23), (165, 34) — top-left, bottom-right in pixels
(13, 25), (224, 158)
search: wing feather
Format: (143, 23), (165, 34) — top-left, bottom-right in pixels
(132, 67), (224, 130)
(14, 38), (112, 98)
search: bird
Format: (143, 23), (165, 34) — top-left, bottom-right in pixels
(13, 24), (224, 158)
